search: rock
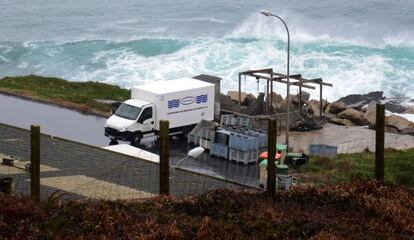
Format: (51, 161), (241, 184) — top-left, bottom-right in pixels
(279, 94), (297, 112)
(306, 99), (328, 118)
(266, 92), (284, 112)
(246, 92), (265, 115)
(336, 91), (384, 106)
(328, 117), (354, 127)
(385, 115), (414, 134)
(220, 93), (238, 112)
(268, 92), (283, 104)
(404, 107), (414, 114)
(324, 111), (336, 121)
(292, 91), (310, 104)
(243, 93), (256, 106)
(329, 101), (346, 114)
(347, 101), (366, 111)
(337, 108), (364, 125)
(290, 117), (322, 132)
(366, 91), (385, 100)
(362, 101), (379, 128)
(384, 101), (407, 113)
(227, 91), (247, 103)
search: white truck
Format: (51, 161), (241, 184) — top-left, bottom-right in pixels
(104, 78), (215, 146)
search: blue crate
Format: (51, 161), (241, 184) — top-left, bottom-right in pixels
(229, 133), (259, 151)
(210, 142), (229, 159)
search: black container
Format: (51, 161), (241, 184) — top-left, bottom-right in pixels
(215, 129), (230, 145)
(0, 177), (14, 194)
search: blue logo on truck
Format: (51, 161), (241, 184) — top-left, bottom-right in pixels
(168, 99), (180, 109)
(180, 96), (196, 105)
(167, 94), (208, 109)
(196, 94), (208, 104)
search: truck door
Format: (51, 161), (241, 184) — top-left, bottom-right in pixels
(138, 106), (154, 133)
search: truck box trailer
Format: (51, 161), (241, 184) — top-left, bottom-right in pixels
(104, 78), (215, 146)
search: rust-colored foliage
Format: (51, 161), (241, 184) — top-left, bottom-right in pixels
(1, 181), (413, 239)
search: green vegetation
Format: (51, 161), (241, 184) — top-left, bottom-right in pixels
(297, 148), (414, 187)
(0, 75), (130, 115)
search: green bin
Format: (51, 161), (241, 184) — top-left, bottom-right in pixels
(276, 164), (289, 175)
(259, 159), (279, 186)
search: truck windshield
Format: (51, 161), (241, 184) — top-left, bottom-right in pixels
(114, 103), (141, 120)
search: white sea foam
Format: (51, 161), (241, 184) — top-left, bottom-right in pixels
(55, 36), (412, 102)
(2, 13), (413, 102)
(386, 111), (414, 123)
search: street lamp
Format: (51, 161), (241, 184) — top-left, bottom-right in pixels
(260, 10), (291, 150)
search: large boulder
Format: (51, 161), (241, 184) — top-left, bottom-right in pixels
(243, 93), (256, 106)
(246, 92), (265, 115)
(337, 108), (364, 125)
(327, 117), (354, 127)
(292, 91), (310, 104)
(306, 99), (328, 118)
(385, 115), (414, 134)
(278, 94), (297, 112)
(336, 91), (385, 106)
(404, 107), (414, 114)
(329, 101), (346, 114)
(384, 101), (407, 113)
(347, 101), (366, 111)
(267, 92), (283, 104)
(227, 91), (247, 103)
(362, 101), (379, 128)
(220, 93), (238, 112)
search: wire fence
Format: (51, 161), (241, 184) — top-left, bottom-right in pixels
(1, 104), (413, 200)
(0, 123), (254, 201)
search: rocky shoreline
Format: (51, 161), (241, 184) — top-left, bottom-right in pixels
(220, 90), (414, 135)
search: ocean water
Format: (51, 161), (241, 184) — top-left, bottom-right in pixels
(1, 0), (413, 101)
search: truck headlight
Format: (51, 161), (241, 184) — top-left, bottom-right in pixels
(120, 127), (127, 132)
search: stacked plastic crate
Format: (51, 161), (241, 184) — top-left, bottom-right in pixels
(228, 133), (259, 164)
(199, 128), (215, 150)
(221, 114), (251, 129)
(188, 119), (215, 147)
(209, 129), (231, 159)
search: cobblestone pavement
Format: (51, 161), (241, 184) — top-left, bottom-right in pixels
(0, 123), (255, 199)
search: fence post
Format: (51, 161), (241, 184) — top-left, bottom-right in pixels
(159, 120), (170, 195)
(267, 119), (277, 197)
(30, 125), (40, 201)
(375, 104), (385, 182)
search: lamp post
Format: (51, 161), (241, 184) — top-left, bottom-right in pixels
(260, 10), (291, 150)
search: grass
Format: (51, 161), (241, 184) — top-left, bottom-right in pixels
(297, 148), (414, 187)
(0, 75), (130, 115)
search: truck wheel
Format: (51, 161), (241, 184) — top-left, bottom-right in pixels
(130, 133), (142, 146)
(179, 126), (192, 140)
(109, 139), (118, 145)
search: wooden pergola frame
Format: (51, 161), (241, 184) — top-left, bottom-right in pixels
(238, 68), (333, 118)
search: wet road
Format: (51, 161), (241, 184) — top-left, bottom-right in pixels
(0, 94), (259, 186)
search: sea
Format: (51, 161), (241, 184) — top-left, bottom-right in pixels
(1, 0), (413, 102)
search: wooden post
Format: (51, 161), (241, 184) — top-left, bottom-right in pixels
(159, 120), (170, 195)
(270, 73), (274, 114)
(267, 119), (277, 197)
(266, 79), (269, 114)
(375, 104), (385, 182)
(30, 125), (40, 201)
(319, 82), (323, 119)
(299, 85), (302, 116)
(238, 73), (241, 113)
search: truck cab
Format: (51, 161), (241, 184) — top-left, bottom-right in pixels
(104, 99), (155, 146)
